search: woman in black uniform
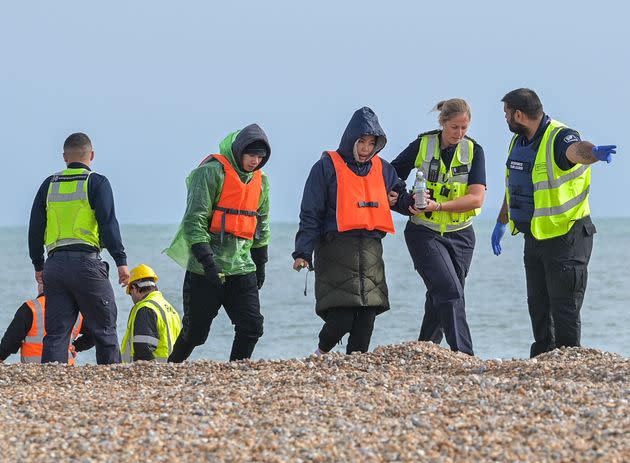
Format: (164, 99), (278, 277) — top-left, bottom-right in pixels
(391, 98), (486, 355)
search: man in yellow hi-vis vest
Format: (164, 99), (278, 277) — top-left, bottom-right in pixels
(28, 133), (130, 364)
(492, 88), (617, 357)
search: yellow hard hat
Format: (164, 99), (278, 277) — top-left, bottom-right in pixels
(127, 264), (159, 294)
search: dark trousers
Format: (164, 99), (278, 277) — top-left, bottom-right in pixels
(169, 271), (264, 362)
(404, 222), (475, 355)
(42, 251), (121, 364)
(318, 307), (377, 354)
(524, 217), (595, 357)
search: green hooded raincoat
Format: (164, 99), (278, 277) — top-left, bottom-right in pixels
(166, 128), (271, 276)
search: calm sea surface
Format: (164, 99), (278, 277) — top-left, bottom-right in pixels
(1, 219), (628, 363)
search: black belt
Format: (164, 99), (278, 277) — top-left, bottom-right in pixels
(50, 250), (100, 259)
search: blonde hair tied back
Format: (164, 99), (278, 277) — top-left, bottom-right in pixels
(433, 98), (471, 126)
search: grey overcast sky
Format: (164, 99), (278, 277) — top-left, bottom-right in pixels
(1, 0), (628, 226)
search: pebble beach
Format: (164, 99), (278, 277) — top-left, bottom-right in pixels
(1, 342), (628, 462)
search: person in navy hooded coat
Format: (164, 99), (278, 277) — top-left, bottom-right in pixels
(292, 107), (413, 355)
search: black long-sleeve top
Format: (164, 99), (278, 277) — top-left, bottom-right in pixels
(0, 302), (32, 361)
(28, 162), (127, 271)
(130, 306), (160, 361)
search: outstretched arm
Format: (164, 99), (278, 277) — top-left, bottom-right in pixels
(566, 142), (617, 165)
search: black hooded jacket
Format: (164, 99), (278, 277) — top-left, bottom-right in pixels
(231, 123), (272, 172)
(293, 107), (409, 263)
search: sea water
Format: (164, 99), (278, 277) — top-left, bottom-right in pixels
(1, 219), (628, 364)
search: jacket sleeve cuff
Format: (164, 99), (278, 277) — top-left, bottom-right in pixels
(291, 251), (312, 266)
(132, 343), (157, 361)
(73, 334), (95, 353)
(250, 245), (268, 265)
(191, 242), (214, 267)
(395, 192), (415, 216)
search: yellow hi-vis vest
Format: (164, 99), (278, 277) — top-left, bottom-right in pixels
(121, 291), (182, 363)
(506, 119), (591, 239)
(44, 168), (100, 252)
(411, 133), (480, 234)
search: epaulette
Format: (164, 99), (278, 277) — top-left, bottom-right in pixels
(417, 129), (440, 139)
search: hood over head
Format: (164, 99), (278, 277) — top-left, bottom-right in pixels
(219, 123), (271, 174)
(337, 107), (387, 163)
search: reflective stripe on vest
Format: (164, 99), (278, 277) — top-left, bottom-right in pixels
(47, 173), (89, 202)
(505, 120), (591, 239)
(23, 297), (45, 345)
(326, 151), (395, 234)
(411, 134), (478, 234)
(121, 292), (182, 363)
(203, 154), (262, 241)
(145, 300), (174, 355)
(132, 335), (160, 346)
(21, 297), (82, 364)
(21, 297), (46, 364)
(45, 169), (100, 253)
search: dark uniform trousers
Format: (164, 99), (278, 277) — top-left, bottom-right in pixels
(169, 271), (264, 362)
(404, 221), (475, 355)
(524, 216), (595, 357)
(318, 307), (377, 354)
(42, 251), (121, 364)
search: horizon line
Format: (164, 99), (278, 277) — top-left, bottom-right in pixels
(0, 215), (629, 229)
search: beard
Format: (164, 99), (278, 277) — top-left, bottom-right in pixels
(507, 120), (528, 136)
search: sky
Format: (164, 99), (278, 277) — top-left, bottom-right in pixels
(1, 0), (628, 226)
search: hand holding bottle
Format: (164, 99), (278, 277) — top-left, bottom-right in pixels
(408, 191), (433, 215)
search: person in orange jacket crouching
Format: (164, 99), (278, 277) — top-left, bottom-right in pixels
(0, 294), (83, 364)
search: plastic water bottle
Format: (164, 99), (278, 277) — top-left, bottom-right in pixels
(414, 171), (427, 209)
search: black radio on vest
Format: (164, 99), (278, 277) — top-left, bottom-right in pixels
(428, 158), (440, 183)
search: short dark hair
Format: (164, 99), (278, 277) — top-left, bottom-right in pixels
(63, 132), (92, 151)
(501, 88), (543, 119)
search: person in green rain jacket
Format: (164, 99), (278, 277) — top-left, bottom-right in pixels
(166, 123), (271, 362)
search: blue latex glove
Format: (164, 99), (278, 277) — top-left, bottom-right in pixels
(592, 145), (617, 164)
(491, 222), (507, 256)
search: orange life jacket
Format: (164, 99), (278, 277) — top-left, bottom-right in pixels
(21, 296), (83, 365)
(326, 151), (395, 234)
(200, 154), (263, 240)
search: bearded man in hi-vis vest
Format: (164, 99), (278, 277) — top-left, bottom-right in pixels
(492, 88), (617, 358)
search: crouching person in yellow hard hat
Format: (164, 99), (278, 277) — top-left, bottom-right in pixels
(120, 264), (182, 363)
